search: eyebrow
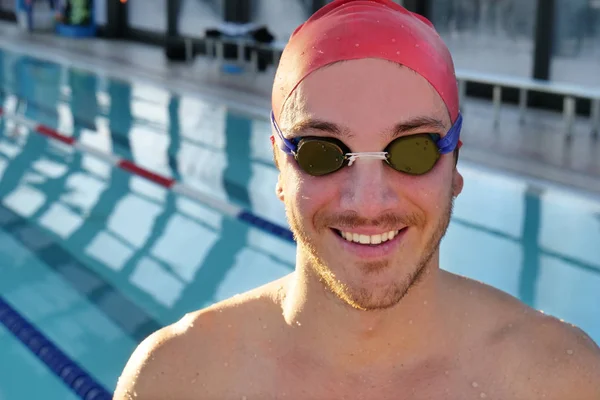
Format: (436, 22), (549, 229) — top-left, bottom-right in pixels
(286, 115), (447, 139)
(287, 118), (353, 138)
(391, 116), (447, 138)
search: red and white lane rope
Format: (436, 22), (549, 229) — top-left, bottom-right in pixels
(0, 107), (295, 242)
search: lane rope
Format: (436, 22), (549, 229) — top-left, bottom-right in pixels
(0, 296), (112, 400)
(0, 106), (295, 243)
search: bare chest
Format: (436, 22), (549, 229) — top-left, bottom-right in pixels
(225, 357), (508, 400)
(226, 375), (505, 400)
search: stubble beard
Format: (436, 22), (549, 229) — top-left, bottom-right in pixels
(288, 193), (455, 311)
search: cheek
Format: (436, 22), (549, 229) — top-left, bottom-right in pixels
(400, 164), (454, 216)
(285, 170), (336, 219)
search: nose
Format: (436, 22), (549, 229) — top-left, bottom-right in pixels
(339, 158), (399, 219)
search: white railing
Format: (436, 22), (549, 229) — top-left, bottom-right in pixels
(197, 36), (600, 138)
(455, 69), (600, 138)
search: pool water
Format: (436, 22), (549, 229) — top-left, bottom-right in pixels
(0, 47), (598, 398)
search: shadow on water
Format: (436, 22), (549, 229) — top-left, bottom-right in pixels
(518, 187), (541, 307)
(173, 110), (252, 311)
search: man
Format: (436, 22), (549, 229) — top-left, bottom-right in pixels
(114, 1), (600, 398)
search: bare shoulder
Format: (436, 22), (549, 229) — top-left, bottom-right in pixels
(443, 271), (600, 399)
(113, 276), (289, 399)
(497, 310), (600, 399)
(521, 314), (600, 398)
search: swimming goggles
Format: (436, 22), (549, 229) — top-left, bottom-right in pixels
(271, 111), (463, 176)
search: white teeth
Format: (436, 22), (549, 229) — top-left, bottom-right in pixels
(340, 230), (401, 245)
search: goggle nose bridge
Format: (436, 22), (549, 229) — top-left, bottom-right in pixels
(345, 152), (389, 166)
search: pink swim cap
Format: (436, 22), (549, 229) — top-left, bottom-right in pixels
(272, 0), (459, 124)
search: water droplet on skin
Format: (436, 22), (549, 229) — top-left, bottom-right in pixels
(228, 324), (232, 328)
(445, 370), (449, 375)
(567, 349), (574, 355)
(242, 396), (248, 400)
(416, 44), (420, 48)
(480, 393), (487, 398)
(355, 43), (360, 47)
(423, 300), (428, 305)
(296, 321), (302, 326)
(408, 320), (413, 325)
(263, 325), (267, 329)
(396, 51), (400, 55)
(224, 362), (229, 367)
(392, 38), (396, 42)
(472, 382), (479, 388)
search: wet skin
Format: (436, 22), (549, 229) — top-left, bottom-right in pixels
(114, 59), (600, 400)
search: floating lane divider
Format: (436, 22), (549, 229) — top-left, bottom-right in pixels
(0, 297), (112, 399)
(0, 107), (295, 243)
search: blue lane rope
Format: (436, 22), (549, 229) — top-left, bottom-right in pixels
(0, 296), (112, 399)
(237, 210), (295, 243)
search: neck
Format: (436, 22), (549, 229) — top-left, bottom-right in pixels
(281, 252), (450, 370)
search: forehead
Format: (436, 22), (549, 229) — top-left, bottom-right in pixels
(282, 58), (450, 131)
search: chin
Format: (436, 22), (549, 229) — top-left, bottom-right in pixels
(346, 284), (407, 311)
(315, 256), (427, 311)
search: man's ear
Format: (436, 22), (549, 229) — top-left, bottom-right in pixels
(272, 135), (285, 202)
(276, 175), (285, 202)
(452, 169), (463, 198)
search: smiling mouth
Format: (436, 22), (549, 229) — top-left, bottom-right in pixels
(333, 228), (407, 245)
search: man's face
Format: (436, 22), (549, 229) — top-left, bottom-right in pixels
(274, 59), (463, 310)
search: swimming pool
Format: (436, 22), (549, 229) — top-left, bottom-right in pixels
(0, 47), (598, 398)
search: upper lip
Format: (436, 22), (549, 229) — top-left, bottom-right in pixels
(332, 227), (407, 235)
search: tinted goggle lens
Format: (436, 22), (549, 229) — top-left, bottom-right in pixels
(294, 134), (440, 176)
(386, 134), (440, 175)
(295, 139), (347, 176)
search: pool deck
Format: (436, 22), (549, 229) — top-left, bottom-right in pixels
(1, 21), (599, 200)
